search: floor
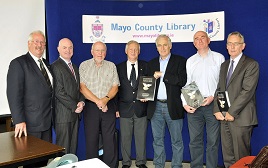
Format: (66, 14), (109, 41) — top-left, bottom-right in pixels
(118, 160), (192, 168)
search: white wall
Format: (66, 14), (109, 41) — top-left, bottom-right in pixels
(0, 0), (45, 116)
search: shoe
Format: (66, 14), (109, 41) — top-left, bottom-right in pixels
(136, 164), (147, 168)
(122, 165), (130, 168)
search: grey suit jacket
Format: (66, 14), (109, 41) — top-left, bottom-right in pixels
(213, 54), (259, 126)
(51, 58), (84, 123)
(7, 52), (53, 132)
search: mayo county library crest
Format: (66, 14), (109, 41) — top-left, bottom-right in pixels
(90, 16), (106, 42)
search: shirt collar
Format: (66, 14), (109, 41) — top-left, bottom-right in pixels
(159, 53), (171, 62)
(59, 55), (71, 65)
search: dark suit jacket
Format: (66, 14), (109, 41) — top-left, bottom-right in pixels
(213, 54), (259, 126)
(7, 52), (53, 132)
(147, 54), (187, 120)
(116, 60), (148, 118)
(51, 58), (84, 123)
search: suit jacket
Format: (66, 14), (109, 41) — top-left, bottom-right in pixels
(7, 52), (53, 132)
(51, 58), (84, 123)
(213, 54), (259, 126)
(116, 60), (148, 118)
(147, 54), (187, 120)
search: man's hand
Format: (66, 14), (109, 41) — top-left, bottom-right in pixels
(214, 112), (225, 121)
(225, 112), (235, 122)
(75, 101), (84, 113)
(183, 105), (196, 113)
(15, 122), (27, 137)
(116, 111), (120, 118)
(140, 99), (148, 102)
(154, 71), (162, 79)
(96, 98), (108, 110)
(101, 105), (108, 112)
(201, 96), (214, 106)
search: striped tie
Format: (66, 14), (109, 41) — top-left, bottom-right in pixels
(38, 59), (52, 91)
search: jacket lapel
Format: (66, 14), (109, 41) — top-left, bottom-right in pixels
(26, 53), (51, 90)
(226, 55), (246, 88)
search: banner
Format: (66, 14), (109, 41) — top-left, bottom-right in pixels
(83, 11), (224, 43)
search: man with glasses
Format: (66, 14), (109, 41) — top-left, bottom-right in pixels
(214, 31), (259, 167)
(7, 30), (53, 167)
(79, 41), (120, 168)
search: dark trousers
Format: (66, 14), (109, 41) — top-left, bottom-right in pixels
(84, 100), (117, 168)
(55, 118), (79, 154)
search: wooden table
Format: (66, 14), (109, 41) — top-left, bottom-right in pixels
(0, 131), (65, 168)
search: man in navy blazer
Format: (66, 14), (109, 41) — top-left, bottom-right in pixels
(116, 40), (148, 168)
(147, 35), (187, 168)
(7, 30), (53, 167)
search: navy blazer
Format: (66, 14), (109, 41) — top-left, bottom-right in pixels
(7, 52), (53, 132)
(147, 54), (187, 120)
(116, 60), (148, 118)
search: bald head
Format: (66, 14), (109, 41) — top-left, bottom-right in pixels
(57, 38), (73, 61)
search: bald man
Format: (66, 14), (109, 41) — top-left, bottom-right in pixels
(51, 38), (84, 154)
(182, 31), (225, 168)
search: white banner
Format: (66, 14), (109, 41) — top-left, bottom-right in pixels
(83, 11), (224, 43)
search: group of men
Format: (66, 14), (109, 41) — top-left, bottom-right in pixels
(6, 29), (259, 168)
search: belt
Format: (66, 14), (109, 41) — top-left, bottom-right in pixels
(157, 99), (167, 103)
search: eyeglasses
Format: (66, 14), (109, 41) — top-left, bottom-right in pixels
(94, 49), (106, 53)
(226, 42), (243, 46)
(31, 40), (46, 46)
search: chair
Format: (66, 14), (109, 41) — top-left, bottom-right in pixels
(46, 154), (78, 168)
(230, 146), (268, 168)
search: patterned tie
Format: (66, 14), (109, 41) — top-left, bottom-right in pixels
(68, 62), (76, 80)
(130, 64), (136, 87)
(38, 59), (52, 91)
(226, 60), (234, 87)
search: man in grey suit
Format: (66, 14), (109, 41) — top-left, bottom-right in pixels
(116, 40), (148, 168)
(7, 30), (53, 167)
(51, 38), (84, 154)
(213, 31), (259, 167)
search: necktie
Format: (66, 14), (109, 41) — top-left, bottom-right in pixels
(68, 62), (76, 80)
(130, 64), (136, 87)
(38, 59), (52, 91)
(226, 60), (234, 87)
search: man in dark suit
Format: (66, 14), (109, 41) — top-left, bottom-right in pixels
(147, 34), (187, 168)
(116, 40), (148, 168)
(7, 30), (53, 167)
(7, 30), (53, 140)
(51, 38), (84, 154)
(214, 31), (259, 167)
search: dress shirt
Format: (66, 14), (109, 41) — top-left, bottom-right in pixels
(127, 60), (138, 80)
(157, 54), (171, 100)
(29, 51), (53, 86)
(227, 53), (243, 75)
(181, 49), (225, 106)
(59, 56), (76, 79)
